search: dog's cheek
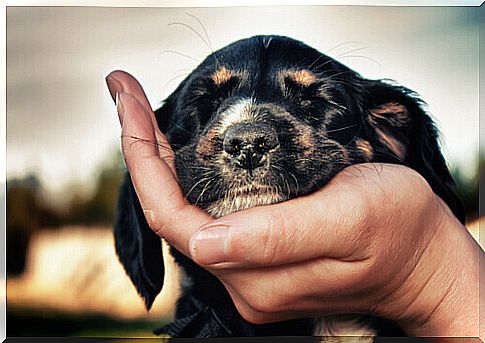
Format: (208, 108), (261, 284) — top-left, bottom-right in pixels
(296, 134), (352, 193)
(175, 145), (203, 196)
(196, 127), (220, 163)
(296, 126), (316, 159)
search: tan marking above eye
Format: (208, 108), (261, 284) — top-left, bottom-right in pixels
(355, 138), (374, 161)
(298, 128), (315, 156)
(367, 101), (410, 160)
(370, 102), (410, 127)
(287, 69), (317, 87)
(375, 128), (407, 160)
(211, 67), (233, 85)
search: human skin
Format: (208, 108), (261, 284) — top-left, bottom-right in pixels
(106, 70), (483, 339)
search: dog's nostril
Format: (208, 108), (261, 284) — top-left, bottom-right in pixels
(254, 137), (273, 154)
(224, 138), (243, 156)
(223, 123), (279, 170)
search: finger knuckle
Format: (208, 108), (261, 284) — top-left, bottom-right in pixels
(238, 284), (282, 314)
(232, 297), (274, 324)
(341, 186), (370, 232)
(256, 211), (286, 265)
(143, 209), (166, 238)
(237, 306), (270, 325)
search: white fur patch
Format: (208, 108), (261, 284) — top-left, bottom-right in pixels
(314, 316), (376, 343)
(206, 189), (284, 218)
(219, 98), (256, 132)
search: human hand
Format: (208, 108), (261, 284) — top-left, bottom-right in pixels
(189, 164), (482, 337)
(106, 70), (483, 338)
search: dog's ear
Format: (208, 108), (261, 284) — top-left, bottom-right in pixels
(114, 174), (164, 310)
(362, 80), (465, 223)
(154, 95), (176, 134)
(114, 89), (180, 309)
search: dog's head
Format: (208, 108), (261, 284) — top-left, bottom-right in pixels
(157, 35), (463, 218)
(115, 35), (464, 309)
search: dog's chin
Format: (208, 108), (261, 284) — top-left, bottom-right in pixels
(204, 187), (286, 218)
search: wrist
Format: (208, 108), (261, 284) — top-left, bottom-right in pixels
(399, 197), (481, 337)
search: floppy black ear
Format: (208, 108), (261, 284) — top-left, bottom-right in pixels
(113, 95), (178, 310)
(114, 174), (164, 310)
(362, 80), (465, 223)
(154, 95), (176, 134)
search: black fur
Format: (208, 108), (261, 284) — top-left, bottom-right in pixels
(114, 175), (163, 310)
(114, 35), (464, 338)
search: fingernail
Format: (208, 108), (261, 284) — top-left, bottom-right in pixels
(190, 225), (230, 264)
(116, 92), (125, 124)
(106, 74), (123, 102)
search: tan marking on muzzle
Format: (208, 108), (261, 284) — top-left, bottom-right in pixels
(211, 67), (233, 85)
(299, 128), (315, 156)
(196, 127), (219, 158)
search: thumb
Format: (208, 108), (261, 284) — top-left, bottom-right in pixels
(189, 170), (372, 268)
(118, 92), (211, 256)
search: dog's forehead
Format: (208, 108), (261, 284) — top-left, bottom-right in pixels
(169, 36), (356, 135)
(194, 36), (336, 84)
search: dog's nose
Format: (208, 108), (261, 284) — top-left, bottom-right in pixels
(223, 122), (279, 170)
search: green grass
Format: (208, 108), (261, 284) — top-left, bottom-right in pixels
(7, 305), (169, 338)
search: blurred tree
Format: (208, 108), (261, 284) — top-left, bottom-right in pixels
(7, 174), (64, 275)
(451, 154), (481, 222)
(7, 174), (41, 275)
(65, 149), (125, 225)
(6, 149), (126, 274)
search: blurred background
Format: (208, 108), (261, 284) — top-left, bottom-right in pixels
(6, 5), (482, 338)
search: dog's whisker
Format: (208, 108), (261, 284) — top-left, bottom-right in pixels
(325, 121), (364, 134)
(335, 46), (369, 59)
(325, 41), (365, 54)
(280, 172), (292, 198)
(159, 49), (200, 63)
(166, 120), (193, 135)
(320, 70), (352, 82)
(184, 12), (214, 54)
(185, 176), (211, 200)
(168, 22), (212, 53)
(168, 70), (191, 81)
(307, 55), (326, 70)
(338, 54), (382, 67)
(194, 178), (213, 206)
(288, 171), (300, 195)
(183, 13), (222, 68)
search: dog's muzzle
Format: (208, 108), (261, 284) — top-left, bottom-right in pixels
(223, 122), (279, 171)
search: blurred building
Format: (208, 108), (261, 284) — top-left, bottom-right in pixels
(7, 227), (180, 336)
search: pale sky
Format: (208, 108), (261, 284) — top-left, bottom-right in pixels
(6, 6), (480, 198)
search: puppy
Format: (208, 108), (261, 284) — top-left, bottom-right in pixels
(114, 35), (464, 339)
